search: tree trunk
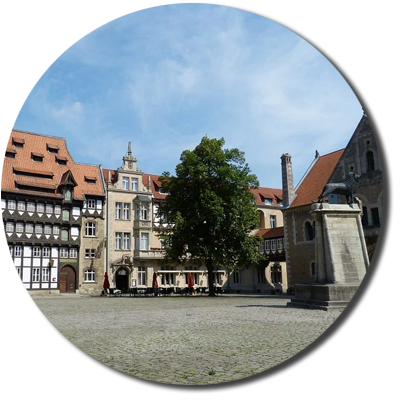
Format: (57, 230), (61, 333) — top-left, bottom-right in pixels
(206, 258), (216, 297)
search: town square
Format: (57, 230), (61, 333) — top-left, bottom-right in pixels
(1, 1), (396, 398)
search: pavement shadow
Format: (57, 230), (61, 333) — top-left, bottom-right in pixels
(235, 305), (288, 308)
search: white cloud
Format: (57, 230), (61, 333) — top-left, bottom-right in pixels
(51, 101), (84, 123)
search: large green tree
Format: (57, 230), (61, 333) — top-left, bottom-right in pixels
(157, 137), (263, 296)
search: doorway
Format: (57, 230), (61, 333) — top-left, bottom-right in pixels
(59, 265), (76, 293)
(116, 268), (129, 291)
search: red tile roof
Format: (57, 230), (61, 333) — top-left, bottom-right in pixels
(289, 149), (344, 208)
(142, 173), (167, 199)
(256, 226), (284, 238)
(2, 130), (105, 200)
(250, 187), (282, 206)
(102, 168), (117, 185)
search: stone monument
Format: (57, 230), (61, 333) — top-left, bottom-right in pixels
(288, 201), (369, 311)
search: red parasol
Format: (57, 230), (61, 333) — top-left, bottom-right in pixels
(188, 272), (194, 288)
(103, 272), (110, 293)
(152, 271), (159, 289)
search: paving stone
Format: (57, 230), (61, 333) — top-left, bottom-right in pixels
(33, 294), (341, 385)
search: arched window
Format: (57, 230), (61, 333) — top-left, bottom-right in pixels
(257, 210), (265, 228)
(367, 151), (375, 172)
(305, 221), (315, 241)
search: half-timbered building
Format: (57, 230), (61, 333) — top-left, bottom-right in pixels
(2, 130), (105, 293)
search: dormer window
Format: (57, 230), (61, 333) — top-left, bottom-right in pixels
(46, 143), (59, 153)
(5, 148), (16, 158)
(12, 137), (25, 148)
(84, 176), (97, 184)
(264, 198), (273, 206)
(56, 155), (68, 165)
(64, 188), (72, 201)
(31, 152), (44, 162)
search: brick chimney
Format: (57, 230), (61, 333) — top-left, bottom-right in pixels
(281, 153), (295, 207)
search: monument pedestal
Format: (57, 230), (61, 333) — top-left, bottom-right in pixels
(288, 203), (369, 311)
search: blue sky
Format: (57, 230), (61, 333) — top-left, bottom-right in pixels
(13, 3), (362, 188)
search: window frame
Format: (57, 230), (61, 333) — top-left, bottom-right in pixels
(85, 221), (96, 237)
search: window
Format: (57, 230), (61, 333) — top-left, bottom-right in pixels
(270, 215), (276, 228)
(17, 201), (26, 211)
(44, 225), (52, 235)
(305, 221), (315, 241)
(131, 178), (138, 191)
(42, 268), (49, 282)
(271, 239), (277, 251)
(27, 202), (35, 212)
(64, 188), (72, 201)
(115, 233), (122, 250)
(42, 247), (50, 257)
(141, 233), (149, 250)
(9, 245), (13, 256)
(232, 271), (240, 284)
(60, 248), (69, 258)
(16, 222), (24, 233)
(5, 222), (14, 232)
(14, 246), (22, 257)
(26, 223), (34, 233)
(8, 200), (16, 210)
(367, 151), (375, 172)
(70, 248), (78, 258)
(136, 204), (149, 220)
(85, 249), (96, 258)
(138, 266), (146, 286)
(84, 270), (96, 282)
(264, 198), (273, 205)
(85, 222), (96, 237)
(87, 199), (96, 209)
(371, 208), (380, 226)
(36, 203), (45, 213)
(123, 203), (130, 220)
(54, 205), (61, 215)
(61, 229), (69, 241)
(362, 206), (369, 227)
(271, 263), (282, 284)
(32, 268), (40, 282)
(35, 224), (43, 234)
(265, 240), (270, 251)
(45, 204), (53, 214)
(62, 209), (70, 221)
(277, 238), (283, 250)
(122, 177), (129, 190)
(53, 225), (60, 235)
(311, 262), (316, 277)
(115, 203), (122, 219)
(123, 233), (131, 250)
(33, 247), (41, 257)
(1, 199), (6, 209)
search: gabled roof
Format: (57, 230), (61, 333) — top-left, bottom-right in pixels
(289, 149), (344, 208)
(2, 130), (105, 200)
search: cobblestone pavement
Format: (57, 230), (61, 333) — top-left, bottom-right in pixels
(33, 294), (342, 385)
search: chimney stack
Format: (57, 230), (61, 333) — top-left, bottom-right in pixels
(281, 153), (295, 207)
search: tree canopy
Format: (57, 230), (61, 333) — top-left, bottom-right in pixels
(157, 137), (263, 296)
